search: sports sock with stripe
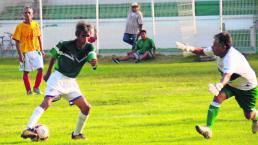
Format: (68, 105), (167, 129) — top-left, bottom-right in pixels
(23, 72), (31, 92)
(34, 69), (42, 89)
(206, 101), (220, 129)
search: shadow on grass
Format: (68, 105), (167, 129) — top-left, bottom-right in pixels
(0, 141), (24, 144)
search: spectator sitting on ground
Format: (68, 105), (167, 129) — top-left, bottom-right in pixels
(113, 29), (156, 63)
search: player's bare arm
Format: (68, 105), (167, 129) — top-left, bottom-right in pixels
(208, 73), (232, 96)
(38, 36), (45, 57)
(176, 41), (205, 55)
(14, 40), (24, 62)
(137, 24), (143, 38)
(220, 73), (232, 86)
(43, 57), (56, 81)
(89, 59), (97, 67)
(192, 48), (205, 55)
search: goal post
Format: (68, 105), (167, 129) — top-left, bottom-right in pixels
(0, 0), (256, 56)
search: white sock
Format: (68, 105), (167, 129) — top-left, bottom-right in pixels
(26, 106), (44, 129)
(73, 112), (88, 135)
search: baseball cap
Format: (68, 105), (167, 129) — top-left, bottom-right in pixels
(131, 2), (139, 7)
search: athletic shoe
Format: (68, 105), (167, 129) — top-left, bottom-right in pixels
(135, 59), (140, 63)
(21, 128), (38, 139)
(27, 90), (33, 96)
(71, 132), (86, 140)
(33, 88), (42, 95)
(252, 120), (258, 134)
(195, 125), (212, 139)
(112, 58), (120, 64)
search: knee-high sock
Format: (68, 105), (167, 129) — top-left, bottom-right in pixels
(23, 73), (31, 92)
(74, 112), (88, 135)
(27, 106), (44, 129)
(34, 69), (43, 89)
(206, 101), (220, 129)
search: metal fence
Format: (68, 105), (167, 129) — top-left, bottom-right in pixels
(0, 0), (257, 57)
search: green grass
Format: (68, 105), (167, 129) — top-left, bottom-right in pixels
(0, 55), (258, 145)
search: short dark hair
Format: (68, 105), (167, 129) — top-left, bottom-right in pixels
(140, 29), (146, 34)
(75, 21), (92, 37)
(214, 32), (232, 49)
(23, 6), (33, 13)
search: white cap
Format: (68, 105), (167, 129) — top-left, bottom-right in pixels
(131, 2), (139, 7)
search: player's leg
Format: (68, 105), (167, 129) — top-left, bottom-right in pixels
(112, 51), (134, 63)
(22, 52), (33, 95)
(131, 34), (137, 50)
(72, 96), (91, 139)
(118, 55), (133, 61)
(66, 80), (90, 140)
(139, 52), (150, 61)
(21, 96), (54, 139)
(244, 110), (258, 134)
(21, 81), (61, 139)
(234, 87), (258, 134)
(33, 68), (43, 94)
(196, 85), (232, 139)
(33, 51), (44, 94)
(23, 71), (32, 95)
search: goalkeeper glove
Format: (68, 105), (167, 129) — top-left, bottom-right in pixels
(176, 41), (195, 52)
(208, 83), (223, 96)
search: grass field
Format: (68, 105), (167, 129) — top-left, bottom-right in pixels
(0, 55), (258, 145)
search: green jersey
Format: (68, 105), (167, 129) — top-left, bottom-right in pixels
(135, 37), (155, 54)
(49, 40), (95, 78)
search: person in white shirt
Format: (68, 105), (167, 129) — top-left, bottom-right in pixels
(176, 32), (258, 139)
(123, 2), (143, 50)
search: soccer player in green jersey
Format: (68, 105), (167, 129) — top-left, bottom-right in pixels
(21, 21), (97, 140)
(113, 29), (155, 63)
(176, 32), (258, 139)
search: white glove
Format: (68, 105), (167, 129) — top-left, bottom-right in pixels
(176, 41), (195, 52)
(208, 83), (223, 96)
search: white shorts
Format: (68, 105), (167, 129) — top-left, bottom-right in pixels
(45, 71), (83, 105)
(20, 51), (44, 72)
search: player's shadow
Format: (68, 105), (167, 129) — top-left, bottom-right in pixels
(0, 141), (24, 145)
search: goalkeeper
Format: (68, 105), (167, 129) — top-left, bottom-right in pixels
(176, 32), (258, 139)
(21, 21), (97, 140)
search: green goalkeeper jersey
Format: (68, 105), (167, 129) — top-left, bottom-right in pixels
(135, 37), (155, 54)
(49, 40), (95, 78)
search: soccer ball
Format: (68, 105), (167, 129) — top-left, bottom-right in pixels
(32, 124), (49, 141)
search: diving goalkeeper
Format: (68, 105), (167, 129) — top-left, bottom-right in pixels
(176, 32), (258, 139)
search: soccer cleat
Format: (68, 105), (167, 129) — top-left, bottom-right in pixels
(134, 59), (140, 63)
(195, 125), (212, 139)
(27, 90), (33, 96)
(71, 132), (86, 140)
(252, 120), (258, 134)
(33, 88), (42, 95)
(112, 58), (120, 64)
(21, 128), (38, 139)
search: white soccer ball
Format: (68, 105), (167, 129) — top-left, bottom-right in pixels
(33, 124), (49, 141)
